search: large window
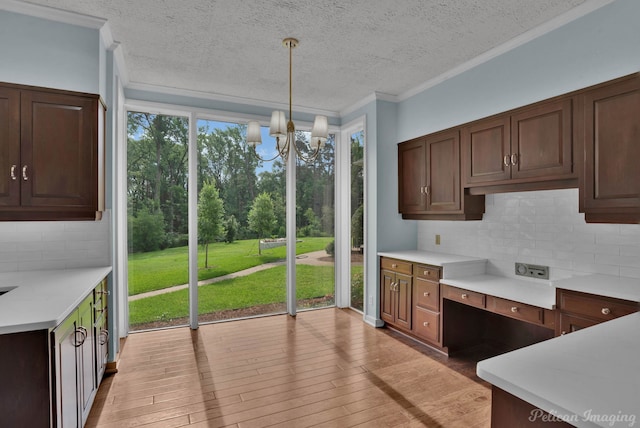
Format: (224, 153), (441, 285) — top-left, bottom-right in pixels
(350, 130), (365, 311)
(127, 112), (189, 331)
(126, 110), (338, 331)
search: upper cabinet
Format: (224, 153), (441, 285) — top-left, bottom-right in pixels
(579, 73), (640, 223)
(0, 83), (105, 221)
(462, 97), (576, 192)
(398, 130), (484, 220)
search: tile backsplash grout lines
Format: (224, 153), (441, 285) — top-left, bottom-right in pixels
(417, 189), (640, 280)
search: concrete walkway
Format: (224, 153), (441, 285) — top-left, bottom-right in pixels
(128, 250), (332, 302)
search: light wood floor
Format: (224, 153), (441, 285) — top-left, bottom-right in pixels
(87, 308), (490, 427)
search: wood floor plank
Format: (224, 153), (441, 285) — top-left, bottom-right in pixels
(88, 308), (490, 427)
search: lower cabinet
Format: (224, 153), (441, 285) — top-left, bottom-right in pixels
(53, 293), (98, 427)
(0, 278), (109, 427)
(556, 288), (639, 336)
(380, 257), (443, 348)
(380, 258), (413, 331)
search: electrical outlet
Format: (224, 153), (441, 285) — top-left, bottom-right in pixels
(515, 263), (549, 279)
(435, 234), (441, 245)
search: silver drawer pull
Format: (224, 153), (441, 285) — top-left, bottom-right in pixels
(423, 292), (430, 297)
(10, 165), (17, 180)
(461, 293), (468, 299)
(423, 322), (429, 327)
(503, 155), (510, 167)
(22, 165), (28, 181)
(511, 306), (519, 313)
(423, 271), (429, 276)
(391, 263), (398, 268)
(601, 307), (611, 315)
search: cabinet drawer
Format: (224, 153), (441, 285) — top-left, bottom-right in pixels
(413, 307), (439, 343)
(380, 258), (412, 275)
(442, 285), (485, 309)
(415, 278), (439, 311)
(487, 296), (544, 325)
(415, 264), (440, 282)
(558, 289), (638, 321)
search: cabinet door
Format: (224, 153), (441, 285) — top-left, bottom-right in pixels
(53, 312), (80, 428)
(462, 116), (511, 185)
(425, 130), (460, 212)
(558, 313), (599, 336)
(582, 75), (640, 214)
(20, 90), (98, 211)
(78, 297), (96, 425)
(398, 138), (427, 213)
(380, 270), (395, 324)
(395, 273), (412, 330)
(511, 98), (574, 180)
(0, 86), (21, 207)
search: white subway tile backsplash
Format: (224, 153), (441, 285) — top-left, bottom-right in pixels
(0, 210), (111, 272)
(417, 189), (640, 280)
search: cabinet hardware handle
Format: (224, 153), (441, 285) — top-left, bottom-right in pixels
(22, 165), (28, 181)
(511, 153), (518, 165)
(511, 306), (519, 313)
(425, 186), (430, 196)
(423, 322), (429, 326)
(561, 331), (566, 335)
(10, 165), (17, 180)
(420, 186), (425, 194)
(99, 329), (109, 345)
(601, 307), (611, 315)
(423, 292), (430, 297)
(423, 271), (428, 276)
(461, 293), (468, 299)
(73, 327), (87, 347)
(503, 155), (510, 167)
(391, 263), (398, 268)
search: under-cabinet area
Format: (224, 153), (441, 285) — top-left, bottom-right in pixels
(0, 267), (112, 427)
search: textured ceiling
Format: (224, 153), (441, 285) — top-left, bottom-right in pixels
(14, 0), (594, 113)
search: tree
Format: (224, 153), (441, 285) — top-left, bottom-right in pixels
(128, 206), (165, 253)
(248, 192), (276, 255)
(225, 215), (239, 243)
(351, 203), (364, 249)
(198, 182), (225, 268)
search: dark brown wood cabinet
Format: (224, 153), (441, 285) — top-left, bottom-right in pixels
(579, 73), (640, 223)
(556, 288), (639, 336)
(398, 130), (484, 220)
(412, 264), (442, 345)
(0, 83), (105, 221)
(462, 98), (576, 192)
(380, 258), (412, 331)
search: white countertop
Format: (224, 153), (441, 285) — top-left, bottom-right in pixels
(554, 274), (640, 303)
(378, 250), (487, 279)
(477, 312), (640, 428)
(441, 274), (556, 309)
(0, 267), (112, 335)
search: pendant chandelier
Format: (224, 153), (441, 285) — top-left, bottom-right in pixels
(246, 38), (329, 163)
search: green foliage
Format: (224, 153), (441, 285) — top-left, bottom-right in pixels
(127, 237), (333, 295)
(248, 192), (276, 253)
(225, 215), (239, 243)
(198, 182), (226, 267)
(350, 267), (364, 311)
(351, 203), (364, 248)
(129, 264), (335, 326)
(300, 207), (321, 237)
(325, 239), (335, 256)
(128, 207), (165, 253)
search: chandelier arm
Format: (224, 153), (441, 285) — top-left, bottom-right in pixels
(292, 142), (321, 163)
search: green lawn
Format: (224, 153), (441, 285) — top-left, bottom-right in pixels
(128, 237), (332, 295)
(129, 264), (335, 326)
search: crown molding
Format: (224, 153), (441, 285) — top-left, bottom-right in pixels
(340, 91), (398, 117)
(398, 0), (616, 102)
(0, 0), (106, 29)
(125, 81), (340, 119)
